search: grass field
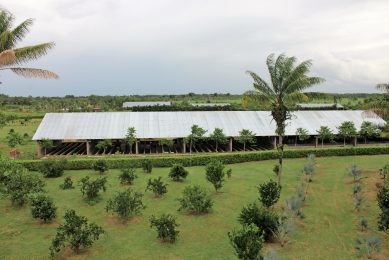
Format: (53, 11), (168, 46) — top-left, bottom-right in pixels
(0, 155), (388, 259)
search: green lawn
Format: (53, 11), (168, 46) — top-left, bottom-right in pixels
(0, 155), (388, 259)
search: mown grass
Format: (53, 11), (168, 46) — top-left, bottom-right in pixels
(0, 155), (388, 259)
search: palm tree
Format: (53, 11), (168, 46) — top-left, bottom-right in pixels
(364, 83), (389, 120)
(0, 8), (58, 82)
(246, 53), (324, 186)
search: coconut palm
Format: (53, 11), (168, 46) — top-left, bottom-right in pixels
(246, 53), (324, 185)
(364, 83), (389, 120)
(0, 8), (58, 83)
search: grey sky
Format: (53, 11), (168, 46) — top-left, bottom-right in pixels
(1, 0), (389, 96)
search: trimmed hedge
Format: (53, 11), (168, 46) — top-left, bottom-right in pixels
(18, 146), (389, 171)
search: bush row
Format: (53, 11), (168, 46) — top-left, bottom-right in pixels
(18, 146), (389, 171)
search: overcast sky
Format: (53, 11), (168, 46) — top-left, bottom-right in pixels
(1, 0), (389, 96)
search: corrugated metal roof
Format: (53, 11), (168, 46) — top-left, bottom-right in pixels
(297, 103), (344, 108)
(190, 102), (230, 107)
(122, 101), (171, 108)
(32, 110), (386, 140)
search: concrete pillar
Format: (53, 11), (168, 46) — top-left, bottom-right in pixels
(273, 137), (277, 149)
(86, 141), (92, 155)
(229, 138), (233, 152)
(182, 139), (186, 154)
(37, 142), (43, 158)
(135, 140), (139, 154)
(315, 137), (318, 148)
(353, 136), (357, 146)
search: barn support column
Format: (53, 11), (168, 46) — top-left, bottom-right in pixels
(315, 137), (319, 148)
(182, 139), (186, 154)
(273, 137), (277, 149)
(86, 141), (91, 156)
(353, 136), (357, 146)
(229, 138), (233, 152)
(135, 140), (139, 154)
(36, 142), (43, 158)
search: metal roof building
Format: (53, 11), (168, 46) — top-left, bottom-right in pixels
(33, 110), (385, 141)
(122, 101), (171, 108)
(297, 103), (344, 109)
(190, 102), (230, 107)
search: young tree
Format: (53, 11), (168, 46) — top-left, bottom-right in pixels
(186, 124), (207, 154)
(49, 209), (104, 257)
(91, 159), (108, 175)
(258, 180), (281, 208)
(142, 159), (153, 173)
(59, 176), (74, 189)
(125, 127), (137, 154)
(145, 177), (168, 197)
(377, 185), (389, 232)
(348, 164), (363, 182)
(169, 164), (189, 181)
(30, 193), (57, 222)
(119, 168), (137, 185)
(0, 9), (58, 83)
(38, 138), (54, 155)
(359, 121), (381, 144)
(355, 236), (381, 259)
(205, 160), (226, 191)
(105, 189), (145, 221)
(7, 131), (23, 148)
(246, 53), (324, 186)
(379, 164), (389, 180)
(295, 127), (309, 146)
(316, 126), (334, 147)
(337, 121), (357, 146)
(236, 129), (255, 151)
(228, 224), (264, 260)
(178, 185), (213, 214)
(39, 158), (67, 178)
(79, 176), (107, 202)
(95, 140), (112, 154)
(149, 214), (180, 243)
(209, 128), (228, 151)
(159, 139), (174, 153)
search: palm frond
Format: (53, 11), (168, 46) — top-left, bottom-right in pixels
(0, 49), (16, 66)
(285, 92), (309, 104)
(363, 99), (389, 119)
(273, 53), (287, 91)
(14, 42), (55, 64)
(376, 83), (389, 93)
(246, 70), (274, 98)
(266, 53), (278, 91)
(7, 67), (59, 79)
(243, 90), (273, 106)
(282, 60), (312, 92)
(0, 31), (13, 52)
(11, 18), (34, 46)
(0, 9), (14, 34)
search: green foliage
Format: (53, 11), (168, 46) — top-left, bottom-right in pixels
(228, 224), (264, 260)
(186, 124), (207, 153)
(379, 164), (389, 179)
(209, 128), (228, 150)
(91, 159), (108, 174)
(38, 138), (53, 155)
(295, 127), (309, 144)
(236, 129), (255, 151)
(95, 139), (112, 154)
(168, 164), (189, 181)
(4, 168), (45, 206)
(125, 127), (137, 154)
(49, 209), (104, 257)
(79, 176), (107, 202)
(352, 183), (362, 195)
(178, 185), (213, 214)
(149, 214), (179, 243)
(377, 185), (389, 232)
(316, 126), (334, 146)
(258, 180), (281, 208)
(359, 121), (381, 143)
(59, 176), (74, 189)
(142, 159), (153, 173)
(355, 236), (381, 258)
(238, 203), (278, 241)
(205, 159), (226, 191)
(272, 216), (294, 247)
(337, 121), (357, 145)
(119, 167), (137, 185)
(30, 193), (56, 222)
(359, 217), (368, 232)
(7, 131), (23, 148)
(159, 139), (174, 151)
(39, 158), (66, 178)
(302, 154), (316, 182)
(226, 168), (232, 178)
(106, 189), (145, 221)
(145, 177), (168, 197)
(348, 164), (363, 182)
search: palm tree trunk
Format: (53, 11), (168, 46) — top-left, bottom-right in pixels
(278, 134), (283, 186)
(344, 138), (346, 146)
(322, 138), (324, 147)
(215, 142), (218, 152)
(243, 142), (246, 151)
(190, 140), (192, 154)
(364, 137), (367, 144)
(295, 136), (297, 146)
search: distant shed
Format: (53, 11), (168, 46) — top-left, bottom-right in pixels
(123, 101), (171, 108)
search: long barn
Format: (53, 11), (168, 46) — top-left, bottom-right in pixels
(32, 110), (386, 156)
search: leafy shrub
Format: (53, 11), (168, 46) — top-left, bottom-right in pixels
(79, 176), (107, 203)
(142, 159), (153, 173)
(258, 180), (281, 208)
(39, 158), (67, 178)
(238, 203), (278, 242)
(355, 236), (381, 258)
(149, 214), (179, 243)
(178, 185), (213, 214)
(168, 164), (188, 181)
(91, 159), (108, 174)
(205, 159), (226, 191)
(285, 195), (304, 218)
(379, 164), (388, 179)
(353, 192), (365, 212)
(272, 216), (294, 247)
(145, 177), (168, 197)
(49, 209), (104, 257)
(30, 193), (57, 222)
(119, 168), (137, 185)
(359, 217), (368, 232)
(348, 164), (363, 182)
(228, 224), (264, 260)
(302, 159), (315, 182)
(106, 189), (145, 221)
(59, 176), (74, 189)
(377, 185), (389, 232)
(352, 183), (362, 195)
(226, 169), (232, 178)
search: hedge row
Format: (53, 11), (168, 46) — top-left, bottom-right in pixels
(18, 146), (389, 171)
